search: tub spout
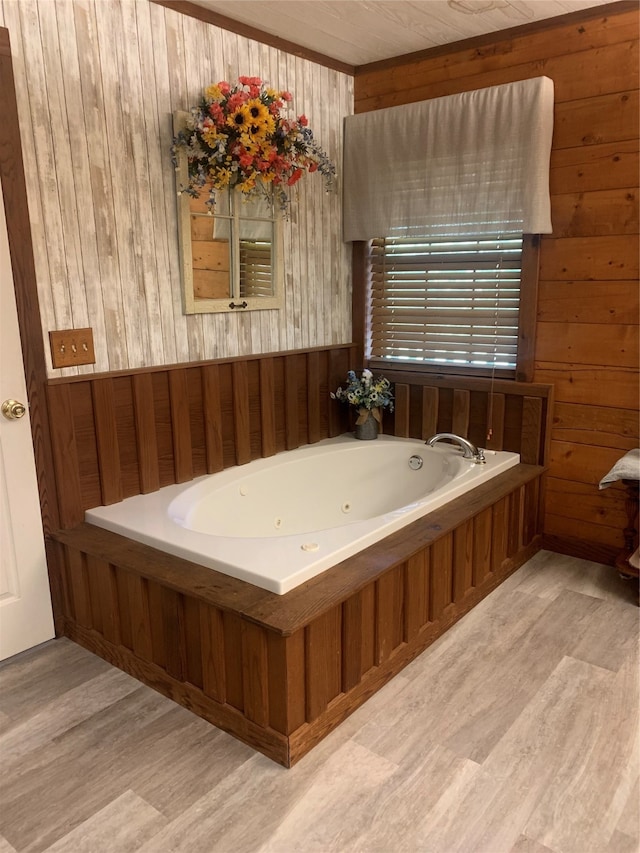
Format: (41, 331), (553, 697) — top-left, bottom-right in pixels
(426, 433), (486, 464)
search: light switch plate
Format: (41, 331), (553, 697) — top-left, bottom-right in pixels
(49, 328), (96, 368)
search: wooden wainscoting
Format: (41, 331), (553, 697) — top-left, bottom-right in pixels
(46, 344), (356, 528)
(45, 352), (552, 530)
(379, 371), (553, 468)
(51, 462), (543, 767)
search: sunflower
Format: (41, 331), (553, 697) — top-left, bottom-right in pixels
(245, 98), (269, 125)
(226, 106), (250, 132)
(242, 123), (269, 145)
(236, 138), (260, 157)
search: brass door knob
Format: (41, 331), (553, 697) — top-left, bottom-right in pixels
(1, 399), (26, 420)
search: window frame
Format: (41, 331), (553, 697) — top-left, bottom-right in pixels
(352, 234), (540, 383)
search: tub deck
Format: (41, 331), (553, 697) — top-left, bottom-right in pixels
(51, 462), (544, 766)
(84, 436), (520, 594)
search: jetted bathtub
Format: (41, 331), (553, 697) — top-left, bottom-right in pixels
(86, 434), (520, 594)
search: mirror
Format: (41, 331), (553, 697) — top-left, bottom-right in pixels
(174, 113), (283, 315)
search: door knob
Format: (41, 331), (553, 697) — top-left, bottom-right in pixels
(2, 399), (26, 420)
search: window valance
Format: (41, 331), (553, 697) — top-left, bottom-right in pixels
(343, 77), (554, 242)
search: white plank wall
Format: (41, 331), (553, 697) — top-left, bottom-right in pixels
(0, 0), (353, 375)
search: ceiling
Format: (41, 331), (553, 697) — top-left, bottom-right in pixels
(190, 0), (617, 67)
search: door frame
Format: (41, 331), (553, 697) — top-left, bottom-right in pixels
(0, 27), (62, 628)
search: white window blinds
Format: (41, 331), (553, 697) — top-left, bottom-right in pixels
(343, 77), (554, 242)
(368, 234), (523, 372)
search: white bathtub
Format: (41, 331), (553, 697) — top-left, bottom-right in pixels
(86, 434), (520, 594)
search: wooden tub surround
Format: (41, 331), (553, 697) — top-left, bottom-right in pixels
(46, 346), (552, 766)
(52, 463), (543, 767)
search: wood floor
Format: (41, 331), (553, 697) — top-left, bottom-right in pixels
(0, 550), (638, 853)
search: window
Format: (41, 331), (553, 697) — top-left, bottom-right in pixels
(174, 151), (283, 315)
(343, 78), (553, 380)
(367, 232), (530, 377)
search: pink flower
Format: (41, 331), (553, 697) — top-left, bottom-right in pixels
(227, 92), (248, 111)
(209, 103), (224, 124)
(219, 81), (231, 95)
(239, 75), (262, 87)
(281, 91), (292, 101)
(298, 114), (308, 127)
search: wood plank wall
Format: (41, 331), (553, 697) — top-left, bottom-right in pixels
(354, 3), (639, 564)
(379, 371), (552, 468)
(0, 0), (352, 375)
(47, 345), (355, 529)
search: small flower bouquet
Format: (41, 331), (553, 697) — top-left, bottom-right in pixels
(172, 76), (335, 213)
(331, 369), (394, 427)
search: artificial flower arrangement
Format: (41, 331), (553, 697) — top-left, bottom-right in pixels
(171, 76), (335, 212)
(331, 369), (394, 426)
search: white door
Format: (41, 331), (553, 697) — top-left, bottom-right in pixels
(0, 179), (55, 660)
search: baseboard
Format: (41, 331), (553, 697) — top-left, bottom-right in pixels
(542, 534), (618, 567)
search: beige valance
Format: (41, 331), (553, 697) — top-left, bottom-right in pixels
(343, 76), (554, 242)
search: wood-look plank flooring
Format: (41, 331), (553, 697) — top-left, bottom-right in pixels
(0, 551), (637, 853)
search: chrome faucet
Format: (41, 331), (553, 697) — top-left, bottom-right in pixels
(426, 433), (486, 464)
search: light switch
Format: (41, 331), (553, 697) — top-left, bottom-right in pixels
(49, 328), (96, 369)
